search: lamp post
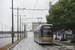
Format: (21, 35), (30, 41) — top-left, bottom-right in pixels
(62, 29), (65, 40)
(15, 7), (19, 40)
(20, 17), (26, 38)
(24, 24), (26, 37)
(20, 15), (21, 39)
(11, 0), (14, 43)
(17, 7), (19, 40)
(21, 23), (26, 38)
(15, 15), (26, 39)
(19, 15), (26, 39)
(21, 22), (27, 37)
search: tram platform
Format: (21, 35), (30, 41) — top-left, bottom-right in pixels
(53, 40), (75, 46)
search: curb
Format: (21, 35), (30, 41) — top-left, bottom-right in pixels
(53, 43), (61, 46)
(7, 38), (24, 50)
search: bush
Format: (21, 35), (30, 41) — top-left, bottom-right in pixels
(60, 39), (67, 41)
(71, 40), (75, 43)
(71, 34), (75, 43)
(55, 38), (60, 40)
(72, 35), (75, 40)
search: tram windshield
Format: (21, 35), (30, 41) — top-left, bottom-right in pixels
(42, 26), (53, 37)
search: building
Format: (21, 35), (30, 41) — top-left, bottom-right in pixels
(32, 22), (46, 31)
(49, 1), (52, 9)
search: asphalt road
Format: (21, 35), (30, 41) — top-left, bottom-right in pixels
(10, 32), (59, 50)
(0, 37), (17, 48)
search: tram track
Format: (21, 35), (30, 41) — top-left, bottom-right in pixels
(41, 43), (59, 50)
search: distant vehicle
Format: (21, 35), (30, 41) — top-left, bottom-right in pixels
(26, 29), (30, 31)
(30, 30), (32, 31)
(34, 24), (53, 44)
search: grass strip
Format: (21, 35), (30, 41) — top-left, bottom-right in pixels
(0, 37), (26, 50)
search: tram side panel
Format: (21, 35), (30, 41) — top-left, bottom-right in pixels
(34, 28), (41, 43)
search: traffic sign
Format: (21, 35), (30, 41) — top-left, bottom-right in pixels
(61, 32), (63, 34)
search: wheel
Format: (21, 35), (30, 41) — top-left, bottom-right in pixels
(38, 42), (42, 45)
(51, 43), (54, 46)
(34, 40), (36, 42)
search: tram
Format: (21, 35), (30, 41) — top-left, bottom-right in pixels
(34, 24), (53, 44)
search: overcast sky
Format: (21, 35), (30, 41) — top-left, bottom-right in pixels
(0, 0), (58, 31)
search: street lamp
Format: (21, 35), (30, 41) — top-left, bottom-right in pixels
(15, 14), (19, 40)
(21, 22), (27, 38)
(15, 15), (26, 39)
(19, 15), (26, 39)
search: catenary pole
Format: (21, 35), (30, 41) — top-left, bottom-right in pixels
(20, 15), (21, 39)
(12, 0), (14, 43)
(17, 7), (19, 40)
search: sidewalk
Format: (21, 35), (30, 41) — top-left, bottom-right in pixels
(53, 40), (75, 46)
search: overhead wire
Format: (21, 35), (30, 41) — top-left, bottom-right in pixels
(23, 2), (46, 8)
(31, 0), (51, 22)
(39, 0), (53, 22)
(14, 0), (30, 18)
(14, 0), (36, 19)
(14, 0), (36, 24)
(14, 0), (30, 8)
(22, 0), (25, 17)
(15, 0), (45, 9)
(14, 0), (49, 23)
(31, 0), (39, 22)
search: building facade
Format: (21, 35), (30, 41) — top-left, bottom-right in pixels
(32, 22), (46, 31)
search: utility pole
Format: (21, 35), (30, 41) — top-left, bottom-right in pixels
(21, 23), (26, 37)
(21, 20), (23, 38)
(20, 15), (21, 39)
(62, 29), (65, 40)
(10, 7), (25, 40)
(17, 7), (19, 40)
(12, 0), (14, 43)
(21, 20), (24, 38)
(15, 15), (26, 39)
(20, 17), (27, 38)
(10, 7), (26, 39)
(24, 24), (26, 37)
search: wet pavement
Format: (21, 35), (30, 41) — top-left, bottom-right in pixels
(10, 32), (75, 50)
(11, 32), (55, 50)
(11, 37), (55, 50)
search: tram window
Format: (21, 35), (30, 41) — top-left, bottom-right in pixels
(42, 27), (53, 36)
(43, 30), (51, 32)
(42, 31), (53, 37)
(43, 32), (52, 35)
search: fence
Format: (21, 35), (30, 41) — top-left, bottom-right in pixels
(0, 22), (12, 38)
